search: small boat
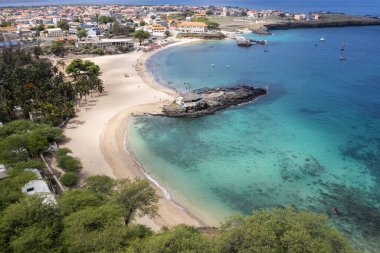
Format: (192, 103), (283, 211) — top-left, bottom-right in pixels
(210, 64), (215, 67)
(264, 49), (269, 52)
(226, 65), (230, 68)
(320, 37), (325, 41)
(340, 56), (346, 61)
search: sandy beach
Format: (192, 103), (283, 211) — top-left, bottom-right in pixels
(62, 38), (216, 229)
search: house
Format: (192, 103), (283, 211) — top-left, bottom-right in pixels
(46, 28), (64, 37)
(76, 38), (134, 49)
(22, 168), (56, 204)
(309, 13), (320, 20)
(0, 26), (19, 40)
(86, 27), (100, 37)
(177, 21), (208, 33)
(294, 14), (307, 21)
(145, 24), (166, 36)
(0, 164), (7, 180)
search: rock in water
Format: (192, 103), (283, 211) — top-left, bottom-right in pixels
(162, 85), (267, 118)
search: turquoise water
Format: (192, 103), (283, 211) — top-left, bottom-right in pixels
(128, 26), (380, 251)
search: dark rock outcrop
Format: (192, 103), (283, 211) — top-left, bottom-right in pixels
(162, 85), (267, 118)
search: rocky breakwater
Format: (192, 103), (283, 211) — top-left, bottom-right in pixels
(162, 85), (267, 118)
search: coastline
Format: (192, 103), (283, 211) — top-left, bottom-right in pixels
(63, 38), (219, 230)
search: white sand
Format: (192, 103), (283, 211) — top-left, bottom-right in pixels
(63, 39), (213, 230)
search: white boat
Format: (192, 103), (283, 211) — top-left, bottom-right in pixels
(210, 64), (215, 67)
(226, 65), (230, 68)
(320, 37), (325, 41)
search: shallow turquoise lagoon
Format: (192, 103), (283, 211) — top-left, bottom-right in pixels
(129, 26), (380, 251)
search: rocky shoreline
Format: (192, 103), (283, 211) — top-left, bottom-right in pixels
(160, 85), (267, 118)
(251, 14), (380, 35)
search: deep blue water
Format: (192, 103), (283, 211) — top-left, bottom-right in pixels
(1, 0), (380, 16)
(129, 26), (380, 251)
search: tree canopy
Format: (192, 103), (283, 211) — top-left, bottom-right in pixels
(133, 30), (150, 45)
(0, 171), (360, 253)
(0, 48), (76, 125)
(217, 207), (358, 253)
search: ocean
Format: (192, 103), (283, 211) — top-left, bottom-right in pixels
(129, 26), (380, 251)
(1, 0), (380, 16)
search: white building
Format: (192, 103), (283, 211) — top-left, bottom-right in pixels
(145, 24), (166, 36)
(177, 22), (208, 33)
(22, 169), (56, 204)
(76, 38), (134, 49)
(46, 28), (64, 37)
(0, 164), (7, 180)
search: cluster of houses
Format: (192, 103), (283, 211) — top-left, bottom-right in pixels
(0, 4), (322, 49)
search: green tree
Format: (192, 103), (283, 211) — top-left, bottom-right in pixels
(139, 20), (146, 26)
(61, 203), (128, 253)
(50, 41), (65, 57)
(59, 189), (104, 215)
(0, 21), (11, 27)
(26, 132), (49, 157)
(0, 196), (62, 253)
(129, 224), (215, 253)
(57, 20), (69, 31)
(57, 156), (82, 172)
(217, 207), (357, 253)
(36, 24), (45, 31)
(98, 16), (116, 24)
(133, 30), (150, 45)
(113, 178), (159, 225)
(60, 172), (78, 187)
(77, 28), (87, 40)
(0, 170), (36, 212)
(164, 30), (171, 37)
(65, 59), (103, 100)
(84, 175), (116, 195)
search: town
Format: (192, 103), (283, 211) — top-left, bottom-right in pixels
(0, 4), (328, 55)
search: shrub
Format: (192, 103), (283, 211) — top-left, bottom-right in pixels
(58, 156), (82, 172)
(92, 48), (105, 55)
(55, 148), (72, 159)
(60, 172), (78, 187)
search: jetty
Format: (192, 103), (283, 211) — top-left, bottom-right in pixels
(161, 85), (267, 118)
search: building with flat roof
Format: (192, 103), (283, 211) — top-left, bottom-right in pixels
(0, 164), (7, 180)
(177, 21), (208, 33)
(76, 38), (134, 49)
(21, 168), (57, 204)
(46, 28), (64, 37)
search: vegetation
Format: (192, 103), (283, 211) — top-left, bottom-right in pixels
(65, 58), (104, 101)
(110, 21), (135, 37)
(0, 163), (359, 253)
(133, 30), (150, 45)
(0, 120), (64, 164)
(60, 172), (78, 187)
(192, 17), (220, 30)
(92, 47), (105, 55)
(98, 16), (116, 24)
(55, 147), (82, 186)
(0, 21), (11, 27)
(177, 32), (225, 39)
(50, 41), (66, 57)
(57, 20), (70, 31)
(77, 28), (87, 40)
(36, 24), (45, 31)
(0, 49), (103, 126)
(0, 120), (64, 212)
